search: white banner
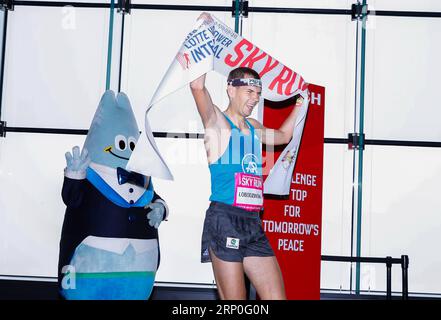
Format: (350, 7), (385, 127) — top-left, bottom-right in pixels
(127, 14), (310, 195)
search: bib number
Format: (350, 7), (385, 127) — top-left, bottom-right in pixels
(233, 173), (263, 211)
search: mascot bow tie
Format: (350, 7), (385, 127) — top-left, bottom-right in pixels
(117, 167), (145, 187)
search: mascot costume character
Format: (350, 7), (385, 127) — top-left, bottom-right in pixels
(58, 90), (168, 299)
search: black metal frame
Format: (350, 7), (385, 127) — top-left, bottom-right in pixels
(231, 0), (248, 17)
(3, 126), (441, 149)
(0, 119), (5, 137)
(0, 9), (8, 119)
(322, 254), (409, 300)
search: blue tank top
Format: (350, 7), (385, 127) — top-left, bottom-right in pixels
(209, 114), (262, 205)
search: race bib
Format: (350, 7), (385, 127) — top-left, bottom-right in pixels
(233, 173), (264, 211)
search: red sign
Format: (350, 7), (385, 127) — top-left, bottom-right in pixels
(262, 84), (325, 300)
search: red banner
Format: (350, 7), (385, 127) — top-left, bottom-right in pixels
(262, 84), (325, 300)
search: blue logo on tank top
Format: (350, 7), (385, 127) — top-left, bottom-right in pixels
(242, 153), (259, 174)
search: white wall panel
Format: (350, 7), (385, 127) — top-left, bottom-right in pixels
(249, 0), (353, 9)
(364, 16), (441, 142)
(0, 133), (86, 277)
(361, 145), (441, 294)
(320, 144), (354, 290)
(370, 0), (441, 12)
(153, 138), (215, 284)
(2, 7), (109, 129)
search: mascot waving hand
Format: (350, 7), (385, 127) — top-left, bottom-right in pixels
(58, 90), (168, 300)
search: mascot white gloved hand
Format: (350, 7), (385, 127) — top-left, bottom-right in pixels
(58, 90), (168, 300)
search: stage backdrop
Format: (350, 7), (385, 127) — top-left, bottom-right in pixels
(262, 84), (325, 300)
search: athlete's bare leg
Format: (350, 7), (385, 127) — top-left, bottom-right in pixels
(243, 256), (286, 300)
(209, 248), (247, 300)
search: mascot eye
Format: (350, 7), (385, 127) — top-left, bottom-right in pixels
(128, 137), (137, 151)
(115, 135), (127, 151)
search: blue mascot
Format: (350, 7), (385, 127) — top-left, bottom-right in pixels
(58, 90), (168, 300)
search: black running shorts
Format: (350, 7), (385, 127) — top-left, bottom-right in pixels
(201, 201), (275, 263)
